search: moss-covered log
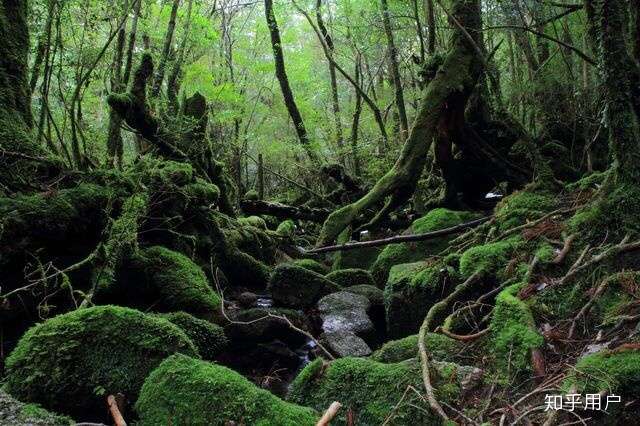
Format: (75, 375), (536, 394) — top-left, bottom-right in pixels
(316, 0), (483, 246)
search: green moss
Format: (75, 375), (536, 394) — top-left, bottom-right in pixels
(136, 354), (318, 425)
(371, 208), (477, 286)
(183, 178), (220, 206)
(292, 258), (329, 275)
(276, 219), (296, 237)
(534, 241), (555, 263)
(459, 237), (521, 278)
(105, 246), (221, 320)
(161, 312), (227, 360)
(490, 284), (543, 380)
(384, 261), (453, 338)
(326, 268), (375, 287)
(332, 227), (382, 270)
(565, 171), (608, 192)
(136, 157), (194, 188)
(244, 189), (259, 200)
(0, 390), (73, 426)
(4, 306), (197, 419)
(344, 284), (384, 306)
(371, 333), (462, 363)
(288, 357), (456, 425)
(268, 264), (340, 308)
(494, 190), (557, 231)
(237, 215), (267, 230)
(565, 347), (640, 394)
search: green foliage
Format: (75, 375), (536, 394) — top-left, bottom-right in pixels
(289, 357), (455, 425)
(459, 237), (522, 278)
(371, 332), (462, 363)
(494, 190), (557, 231)
(3, 306), (197, 419)
(161, 312), (227, 360)
(276, 219), (296, 238)
(237, 215), (267, 230)
(325, 268), (374, 287)
(490, 284), (543, 380)
(371, 209), (477, 286)
(136, 354), (318, 425)
(565, 348), (640, 394)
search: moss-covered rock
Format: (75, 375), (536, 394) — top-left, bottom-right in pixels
(276, 219), (296, 237)
(326, 268), (375, 287)
(490, 284), (543, 380)
(237, 215), (268, 230)
(0, 390), (73, 426)
(344, 284), (384, 306)
(494, 189), (557, 232)
(104, 246), (222, 320)
(459, 237), (522, 278)
(371, 208), (477, 286)
(224, 307), (309, 348)
(288, 357), (459, 425)
(161, 312), (227, 360)
(565, 346), (640, 395)
(384, 261), (455, 338)
(292, 258), (330, 275)
(136, 354), (318, 425)
(331, 228), (382, 270)
(268, 264), (341, 308)
(3, 306), (197, 419)
(371, 332), (463, 363)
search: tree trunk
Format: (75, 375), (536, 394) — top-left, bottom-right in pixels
(151, 0), (180, 98)
(381, 0), (409, 140)
(167, 0), (194, 113)
(122, 0), (142, 87)
(425, 0), (436, 54)
(264, 0), (318, 164)
(317, 0), (483, 246)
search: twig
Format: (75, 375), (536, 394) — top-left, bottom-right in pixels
(107, 395), (127, 426)
(316, 401), (342, 426)
(552, 234), (576, 264)
(306, 216), (491, 254)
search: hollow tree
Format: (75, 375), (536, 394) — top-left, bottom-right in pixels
(317, 0), (483, 246)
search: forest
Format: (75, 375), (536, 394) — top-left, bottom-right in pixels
(1, 0), (640, 424)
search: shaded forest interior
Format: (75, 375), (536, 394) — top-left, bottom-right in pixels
(2, 0), (640, 425)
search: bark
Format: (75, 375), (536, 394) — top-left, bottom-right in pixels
(151, 0), (180, 98)
(265, 0), (318, 164)
(425, 0), (436, 54)
(381, 0), (409, 139)
(350, 56), (363, 176)
(29, 0), (55, 93)
(122, 0), (142, 86)
(167, 0), (194, 113)
(317, 0), (483, 246)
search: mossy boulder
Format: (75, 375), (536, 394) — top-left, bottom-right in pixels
(384, 261), (455, 339)
(103, 246), (222, 320)
(371, 332), (463, 363)
(331, 228), (382, 270)
(490, 284), (543, 380)
(161, 312), (227, 360)
(268, 264), (341, 308)
(494, 189), (557, 232)
(224, 307), (310, 348)
(237, 215), (267, 230)
(344, 284), (384, 306)
(288, 357), (460, 425)
(371, 208), (477, 286)
(276, 219), (296, 237)
(136, 354), (318, 425)
(3, 306), (197, 419)
(0, 390), (72, 426)
(292, 258), (329, 275)
(459, 237), (521, 279)
(565, 346), (640, 395)
(326, 268), (375, 287)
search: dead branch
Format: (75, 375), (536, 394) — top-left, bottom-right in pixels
(316, 401), (342, 426)
(436, 326), (489, 342)
(306, 216), (491, 254)
(107, 395), (127, 426)
(552, 234), (576, 264)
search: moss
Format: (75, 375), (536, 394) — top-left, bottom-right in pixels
(136, 354), (318, 425)
(3, 306), (197, 419)
(591, 271), (640, 325)
(534, 241), (555, 263)
(104, 246), (221, 320)
(494, 189), (557, 232)
(326, 268), (375, 287)
(565, 347), (640, 395)
(136, 157), (194, 188)
(490, 284), (543, 380)
(565, 171), (608, 192)
(459, 237), (521, 278)
(244, 189), (259, 200)
(384, 261), (454, 338)
(183, 178), (220, 206)
(292, 258), (329, 275)
(371, 208), (477, 286)
(344, 284), (384, 306)
(288, 357), (457, 425)
(161, 312), (227, 360)
(276, 219), (296, 237)
(332, 227), (382, 270)
(0, 390), (73, 426)
(237, 215), (267, 230)
(371, 332), (462, 363)
(268, 264), (340, 308)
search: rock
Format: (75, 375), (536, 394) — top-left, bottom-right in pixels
(268, 264), (340, 308)
(0, 390), (72, 426)
(237, 291), (258, 308)
(3, 306), (197, 420)
(344, 284), (384, 306)
(320, 331), (371, 357)
(224, 308), (310, 348)
(136, 354), (318, 425)
(432, 361), (484, 392)
(161, 311), (228, 360)
(371, 333), (463, 363)
(292, 258), (329, 275)
(325, 268), (375, 287)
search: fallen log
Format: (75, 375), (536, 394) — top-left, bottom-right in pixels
(305, 216), (491, 254)
(240, 199), (331, 222)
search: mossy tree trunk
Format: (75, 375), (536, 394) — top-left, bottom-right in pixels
(151, 0), (180, 98)
(316, 0), (483, 246)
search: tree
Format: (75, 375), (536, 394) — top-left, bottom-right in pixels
(151, 0), (180, 98)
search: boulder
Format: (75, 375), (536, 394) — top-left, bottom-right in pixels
(224, 307), (310, 348)
(268, 264), (340, 308)
(161, 311), (227, 360)
(292, 258), (329, 275)
(371, 332), (463, 363)
(326, 268), (375, 287)
(320, 331), (371, 358)
(237, 291), (258, 308)
(136, 354), (318, 425)
(3, 306), (197, 420)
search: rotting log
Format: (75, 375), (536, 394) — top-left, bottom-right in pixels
(240, 199), (331, 222)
